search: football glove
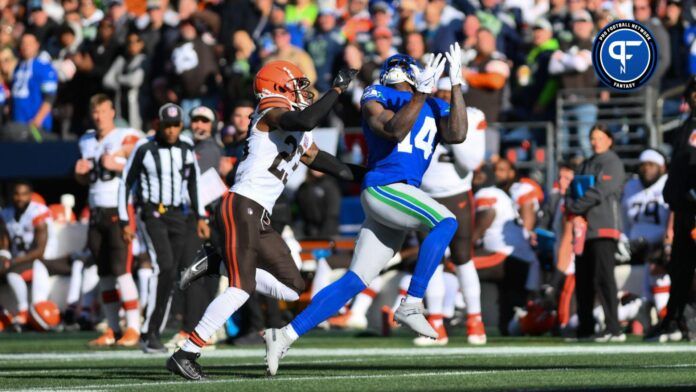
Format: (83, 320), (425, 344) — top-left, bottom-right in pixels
(445, 42), (466, 87)
(333, 68), (359, 91)
(410, 53), (447, 94)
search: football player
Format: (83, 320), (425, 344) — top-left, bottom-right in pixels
(166, 61), (359, 380)
(75, 94), (143, 347)
(265, 45), (468, 376)
(472, 161), (539, 335)
(621, 149), (671, 319)
(0, 181), (52, 329)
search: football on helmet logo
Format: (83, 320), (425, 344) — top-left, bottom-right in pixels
(593, 20), (657, 91)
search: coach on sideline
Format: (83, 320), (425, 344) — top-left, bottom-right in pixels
(565, 124), (625, 342)
(118, 103), (210, 353)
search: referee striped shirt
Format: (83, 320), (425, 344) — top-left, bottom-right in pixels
(118, 136), (205, 224)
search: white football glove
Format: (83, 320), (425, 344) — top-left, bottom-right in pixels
(615, 234), (632, 263)
(410, 53), (447, 94)
(445, 42), (465, 87)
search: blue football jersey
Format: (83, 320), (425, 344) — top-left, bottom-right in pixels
(11, 52), (58, 131)
(360, 84), (450, 188)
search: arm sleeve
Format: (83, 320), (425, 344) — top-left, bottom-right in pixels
(306, 150), (354, 181)
(40, 63), (58, 103)
(187, 148), (206, 218)
(566, 155), (625, 215)
(278, 89), (339, 132)
(102, 57), (122, 90)
(118, 142), (145, 223)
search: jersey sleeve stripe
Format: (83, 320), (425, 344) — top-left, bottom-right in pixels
(474, 197), (496, 209)
(31, 211), (51, 226)
(516, 192), (537, 206)
(367, 187), (435, 228)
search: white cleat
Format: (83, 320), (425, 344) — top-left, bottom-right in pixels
(467, 334), (487, 345)
(346, 313), (368, 330)
(393, 300), (438, 339)
(264, 328), (292, 376)
(413, 336), (449, 346)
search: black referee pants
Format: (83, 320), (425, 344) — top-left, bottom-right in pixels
(665, 211), (696, 323)
(576, 239), (620, 337)
(141, 206), (187, 337)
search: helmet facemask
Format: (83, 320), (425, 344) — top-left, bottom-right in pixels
(379, 55), (418, 87)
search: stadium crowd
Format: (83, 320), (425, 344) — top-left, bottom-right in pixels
(0, 0), (694, 349)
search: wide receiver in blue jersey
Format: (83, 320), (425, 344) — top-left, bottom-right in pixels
(265, 43), (469, 375)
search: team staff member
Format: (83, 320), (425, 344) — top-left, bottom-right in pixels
(566, 124), (625, 342)
(118, 103), (210, 353)
(648, 76), (696, 342)
(75, 94), (142, 347)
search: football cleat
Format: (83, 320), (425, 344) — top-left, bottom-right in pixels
(466, 314), (487, 345)
(393, 300), (438, 339)
(264, 328), (293, 376)
(141, 332), (168, 354)
(594, 331), (627, 343)
(328, 311), (368, 330)
(167, 349), (208, 381)
(180, 243), (222, 290)
(414, 317), (448, 346)
(115, 327), (140, 347)
(88, 328), (116, 347)
(645, 320), (684, 343)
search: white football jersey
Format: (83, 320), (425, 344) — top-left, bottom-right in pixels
(474, 187), (537, 263)
(1, 201), (51, 256)
(509, 180), (542, 212)
(231, 108), (313, 212)
(79, 127), (141, 208)
(621, 175), (669, 245)
(420, 107), (487, 198)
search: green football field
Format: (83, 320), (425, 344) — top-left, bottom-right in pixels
(1, 330), (696, 391)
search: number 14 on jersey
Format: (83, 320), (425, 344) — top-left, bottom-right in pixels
(396, 117), (438, 159)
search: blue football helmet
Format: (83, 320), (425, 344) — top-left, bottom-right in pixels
(379, 54), (419, 86)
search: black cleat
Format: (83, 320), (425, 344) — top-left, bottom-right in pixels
(141, 332), (168, 354)
(180, 243), (222, 290)
(167, 349), (208, 381)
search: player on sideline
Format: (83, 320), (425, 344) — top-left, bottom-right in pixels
(265, 44), (468, 376)
(416, 103), (487, 346)
(75, 94), (143, 347)
(166, 61), (358, 380)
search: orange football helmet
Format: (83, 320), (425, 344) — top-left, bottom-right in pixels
(254, 61), (314, 111)
(29, 301), (61, 331)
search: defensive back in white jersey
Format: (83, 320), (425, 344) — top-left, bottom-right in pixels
(78, 128), (142, 208)
(231, 108), (314, 213)
(621, 175), (669, 244)
(420, 107), (487, 198)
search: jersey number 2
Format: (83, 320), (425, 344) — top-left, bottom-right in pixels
(396, 117), (437, 159)
(269, 136), (301, 185)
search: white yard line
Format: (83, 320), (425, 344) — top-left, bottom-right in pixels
(2, 344), (696, 363)
(0, 369), (561, 391)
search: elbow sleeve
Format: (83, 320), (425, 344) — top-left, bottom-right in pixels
(278, 90), (339, 131)
(307, 150), (354, 181)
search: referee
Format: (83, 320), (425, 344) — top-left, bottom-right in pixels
(118, 103), (210, 353)
(647, 77), (696, 342)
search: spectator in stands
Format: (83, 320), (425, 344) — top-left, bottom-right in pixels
(361, 27), (397, 84)
(463, 27), (509, 123)
(221, 99), (254, 179)
(305, 8), (345, 93)
(476, 0), (521, 64)
(26, 0), (58, 48)
(566, 124), (626, 342)
(79, 0), (105, 41)
(342, 0), (372, 45)
(222, 30), (257, 119)
(140, 1), (177, 77)
(51, 24), (81, 136)
(296, 170), (342, 238)
(105, 0), (129, 47)
(396, 0), (419, 34)
(10, 32), (58, 134)
(265, 25), (317, 85)
(550, 10), (597, 159)
(512, 18), (558, 122)
(103, 32), (149, 130)
(169, 17), (220, 127)
(286, 0), (318, 29)
(633, 0), (671, 90)
(370, 2), (399, 48)
(71, 17), (119, 133)
(662, 0), (689, 92)
(422, 0), (462, 54)
(403, 31), (427, 64)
